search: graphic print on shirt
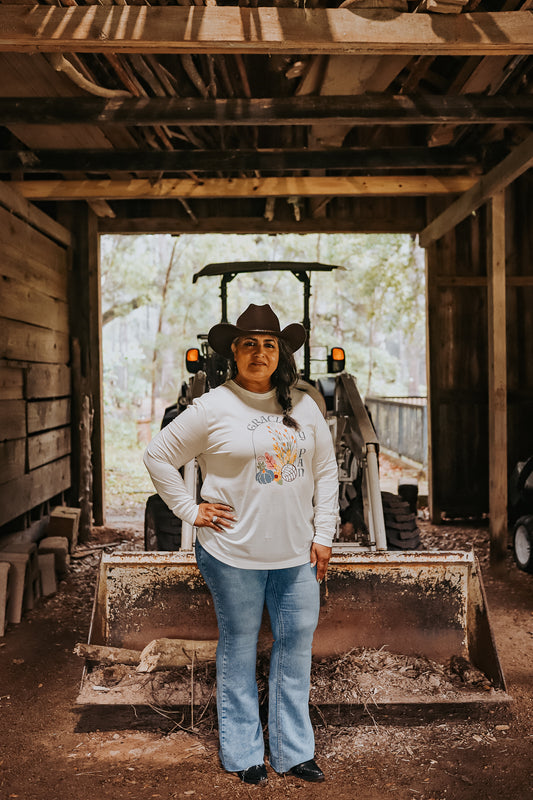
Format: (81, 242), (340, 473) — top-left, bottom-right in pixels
(250, 418), (306, 485)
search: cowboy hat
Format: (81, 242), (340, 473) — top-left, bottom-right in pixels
(208, 304), (306, 359)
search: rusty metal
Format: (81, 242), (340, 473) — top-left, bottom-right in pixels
(78, 549), (508, 707)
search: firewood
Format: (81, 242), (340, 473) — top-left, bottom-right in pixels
(74, 642), (142, 665)
(75, 635), (272, 672)
(74, 638), (219, 671)
(136, 637), (218, 672)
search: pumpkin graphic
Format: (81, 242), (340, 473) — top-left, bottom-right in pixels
(256, 468), (275, 484)
(281, 463), (297, 482)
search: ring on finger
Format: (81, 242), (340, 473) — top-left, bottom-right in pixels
(212, 515), (218, 524)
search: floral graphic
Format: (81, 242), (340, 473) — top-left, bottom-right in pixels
(255, 425), (300, 485)
(255, 455), (276, 484)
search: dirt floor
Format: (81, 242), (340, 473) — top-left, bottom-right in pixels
(1, 495), (533, 800)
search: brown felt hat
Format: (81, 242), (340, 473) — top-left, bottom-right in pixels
(208, 303), (306, 359)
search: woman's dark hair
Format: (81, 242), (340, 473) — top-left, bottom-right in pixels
(229, 337), (300, 429)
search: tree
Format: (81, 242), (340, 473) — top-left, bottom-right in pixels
(101, 232), (427, 421)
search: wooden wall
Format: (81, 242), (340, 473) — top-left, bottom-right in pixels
(426, 172), (533, 521)
(426, 200), (489, 519)
(506, 173), (533, 472)
(0, 184), (72, 531)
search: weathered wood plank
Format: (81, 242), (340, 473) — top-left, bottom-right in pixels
(0, 179), (71, 247)
(0, 365), (23, 400)
(12, 175), (477, 201)
(0, 205), (69, 300)
(420, 132), (533, 247)
(0, 203), (68, 272)
(0, 455), (71, 527)
(0, 146), (483, 174)
(0, 439), (25, 485)
(2, 243), (68, 303)
(28, 427), (71, 471)
(26, 364), (71, 400)
(27, 398), (71, 434)
(1, 95), (532, 127)
(1, 319), (70, 364)
(487, 191), (508, 563)
(0, 275), (69, 334)
(0, 399), (25, 441)
(0, 8), (532, 55)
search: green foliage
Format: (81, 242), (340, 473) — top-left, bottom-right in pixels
(104, 415), (154, 514)
(101, 232), (427, 423)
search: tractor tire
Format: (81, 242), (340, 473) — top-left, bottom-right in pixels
(512, 515), (533, 574)
(381, 491), (421, 550)
(144, 494), (182, 551)
(339, 497), (370, 546)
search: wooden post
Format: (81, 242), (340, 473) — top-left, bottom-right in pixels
(60, 203), (105, 529)
(487, 191), (508, 563)
(423, 241), (439, 524)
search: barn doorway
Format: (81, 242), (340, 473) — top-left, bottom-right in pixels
(100, 232), (427, 527)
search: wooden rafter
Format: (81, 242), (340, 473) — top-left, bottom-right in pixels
(98, 216), (427, 235)
(0, 146), (482, 174)
(10, 175), (477, 201)
(1, 95), (532, 127)
(419, 132), (533, 246)
(0, 8), (532, 56)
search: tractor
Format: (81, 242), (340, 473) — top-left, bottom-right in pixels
(144, 260), (420, 555)
(75, 261), (507, 711)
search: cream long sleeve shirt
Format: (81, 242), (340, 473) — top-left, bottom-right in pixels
(143, 380), (339, 569)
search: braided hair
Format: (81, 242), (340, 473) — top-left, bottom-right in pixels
(270, 338), (300, 430)
(229, 337), (300, 430)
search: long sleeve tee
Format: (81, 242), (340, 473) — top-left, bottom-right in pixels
(143, 379), (339, 569)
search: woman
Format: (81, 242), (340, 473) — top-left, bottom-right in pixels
(144, 303), (339, 785)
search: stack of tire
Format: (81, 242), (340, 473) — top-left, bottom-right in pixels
(382, 491), (421, 550)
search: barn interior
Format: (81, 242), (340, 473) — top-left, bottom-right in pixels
(0, 0), (532, 569)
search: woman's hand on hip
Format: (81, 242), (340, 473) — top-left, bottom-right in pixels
(310, 542), (332, 582)
(195, 502), (235, 531)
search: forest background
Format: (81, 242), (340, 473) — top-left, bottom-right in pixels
(100, 232), (427, 513)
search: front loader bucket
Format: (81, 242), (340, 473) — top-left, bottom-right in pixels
(77, 550), (508, 708)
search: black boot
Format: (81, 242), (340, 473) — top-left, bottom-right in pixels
(236, 764), (268, 785)
(286, 759), (325, 782)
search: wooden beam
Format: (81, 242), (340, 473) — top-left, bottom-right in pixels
(419, 132), (533, 247)
(1, 95), (532, 127)
(0, 8), (532, 55)
(0, 146), (482, 174)
(12, 175), (477, 201)
(487, 191), (508, 564)
(98, 215), (426, 235)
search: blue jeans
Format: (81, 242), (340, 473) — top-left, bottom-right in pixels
(195, 539), (320, 773)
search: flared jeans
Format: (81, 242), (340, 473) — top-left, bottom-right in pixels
(195, 539), (320, 773)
